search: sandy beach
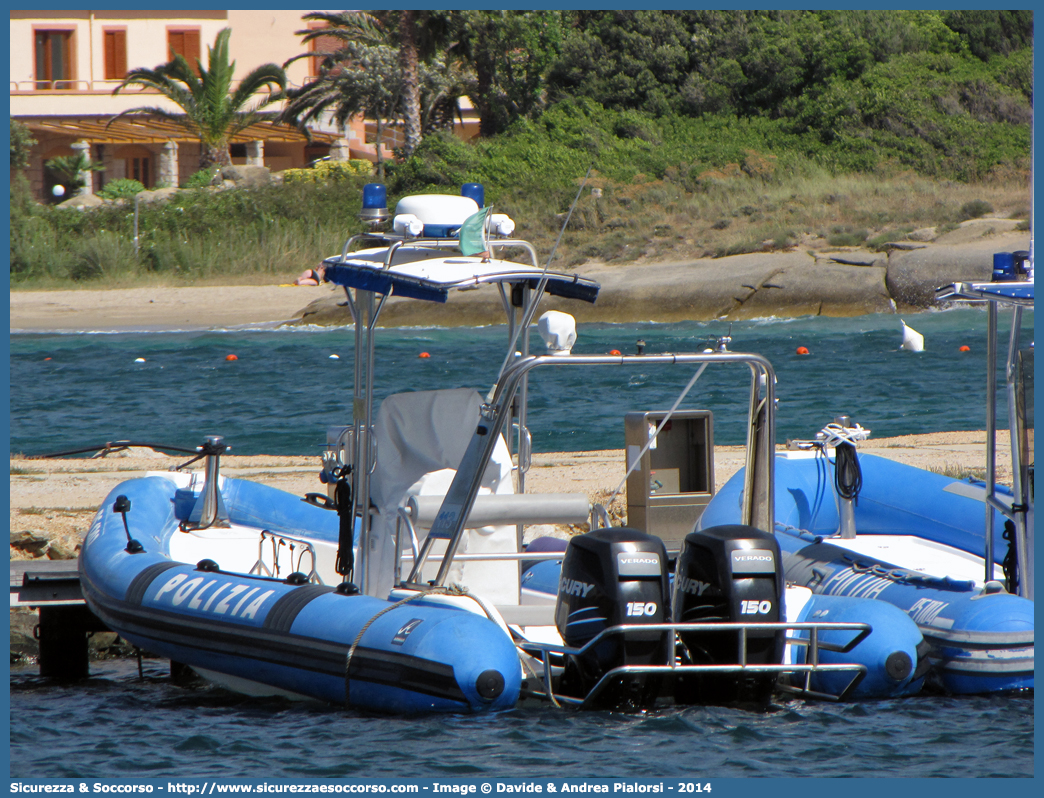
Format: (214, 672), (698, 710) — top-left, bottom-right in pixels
(9, 224), (1031, 332)
(9, 430), (1008, 563)
(10, 431), (1005, 664)
(9, 283), (330, 332)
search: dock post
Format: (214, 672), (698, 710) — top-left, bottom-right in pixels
(37, 605), (98, 679)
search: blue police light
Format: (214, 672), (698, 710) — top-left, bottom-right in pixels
(360, 183), (389, 223)
(992, 252), (1015, 282)
(461, 183), (484, 208)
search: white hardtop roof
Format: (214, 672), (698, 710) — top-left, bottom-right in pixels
(322, 245), (599, 305)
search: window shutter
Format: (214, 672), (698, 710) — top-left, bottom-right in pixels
(168, 29), (201, 74)
(104, 30), (126, 80)
(309, 29), (340, 77)
(184, 30), (200, 66)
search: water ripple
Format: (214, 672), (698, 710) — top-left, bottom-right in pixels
(10, 653), (1034, 778)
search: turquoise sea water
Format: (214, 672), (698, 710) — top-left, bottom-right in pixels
(7, 659), (1035, 778)
(9, 309), (1033, 457)
(7, 309), (1035, 779)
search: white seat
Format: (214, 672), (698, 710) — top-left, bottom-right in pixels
(365, 388), (516, 601)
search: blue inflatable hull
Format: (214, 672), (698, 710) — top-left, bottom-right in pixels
(699, 454), (1034, 694)
(80, 476), (521, 714)
(788, 593), (927, 699)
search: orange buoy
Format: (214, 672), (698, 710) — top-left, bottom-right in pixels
(225, 354), (238, 361)
(796, 346), (810, 355)
(43, 357), (51, 361)
(609, 349), (622, 356)
(959, 345), (971, 352)
(419, 352), (431, 359)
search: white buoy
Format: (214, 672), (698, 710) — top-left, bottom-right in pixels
(134, 357), (146, 363)
(329, 354), (340, 359)
(900, 320), (924, 352)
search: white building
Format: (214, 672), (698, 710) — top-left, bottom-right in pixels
(9, 9), (381, 199)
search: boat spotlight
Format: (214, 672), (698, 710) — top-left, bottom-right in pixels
(538, 311), (577, 355)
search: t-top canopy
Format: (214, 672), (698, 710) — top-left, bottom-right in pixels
(937, 281), (1034, 307)
(322, 247), (600, 305)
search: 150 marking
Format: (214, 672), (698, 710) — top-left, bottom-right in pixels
(625, 602), (658, 616)
(740, 600), (772, 615)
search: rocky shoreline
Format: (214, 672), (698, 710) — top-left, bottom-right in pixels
(10, 223), (1029, 333)
(294, 222), (1029, 327)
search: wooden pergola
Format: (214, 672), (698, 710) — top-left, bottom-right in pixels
(19, 115), (339, 145)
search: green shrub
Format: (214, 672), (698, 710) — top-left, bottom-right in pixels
(184, 168), (218, 189)
(283, 160), (374, 183)
(10, 120), (36, 171)
(388, 131), (484, 192)
(97, 179), (145, 200)
(71, 232), (139, 280)
(827, 227), (869, 247)
(959, 199), (994, 219)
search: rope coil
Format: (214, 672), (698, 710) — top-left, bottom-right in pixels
(815, 421), (870, 449)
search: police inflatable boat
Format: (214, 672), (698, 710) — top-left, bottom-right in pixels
(79, 470), (522, 714)
(698, 450), (1034, 694)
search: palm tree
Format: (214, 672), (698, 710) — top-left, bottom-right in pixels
(282, 42), (402, 177)
(281, 39), (465, 177)
(110, 28), (287, 170)
(289, 11), (452, 158)
(43, 152), (104, 200)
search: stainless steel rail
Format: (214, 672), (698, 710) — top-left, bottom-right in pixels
(519, 620), (872, 707)
(407, 351), (776, 590)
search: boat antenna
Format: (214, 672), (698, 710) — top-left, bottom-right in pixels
(487, 164), (594, 402)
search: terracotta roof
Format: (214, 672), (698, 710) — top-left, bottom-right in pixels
(17, 115), (338, 145)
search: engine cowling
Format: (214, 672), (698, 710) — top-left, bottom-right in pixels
(672, 524), (784, 706)
(554, 528), (670, 707)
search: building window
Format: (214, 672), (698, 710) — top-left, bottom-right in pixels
(104, 30), (127, 80)
(35, 29), (74, 90)
(127, 156), (150, 187)
(308, 25), (341, 78)
(167, 29), (201, 70)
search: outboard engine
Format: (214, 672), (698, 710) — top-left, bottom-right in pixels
(555, 528), (670, 708)
(673, 524), (784, 706)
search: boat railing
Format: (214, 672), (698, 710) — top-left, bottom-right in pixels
(393, 492), (591, 586)
(337, 232), (541, 272)
(521, 620), (873, 708)
(249, 530), (322, 584)
(408, 351), (776, 592)
(937, 278), (1034, 600)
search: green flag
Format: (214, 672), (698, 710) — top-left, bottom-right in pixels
(458, 207), (491, 257)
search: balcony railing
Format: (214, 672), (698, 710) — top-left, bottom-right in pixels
(12, 79), (300, 94)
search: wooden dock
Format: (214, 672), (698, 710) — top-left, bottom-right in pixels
(10, 560), (108, 678)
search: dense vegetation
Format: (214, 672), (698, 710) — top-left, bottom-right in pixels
(10, 10), (1032, 286)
